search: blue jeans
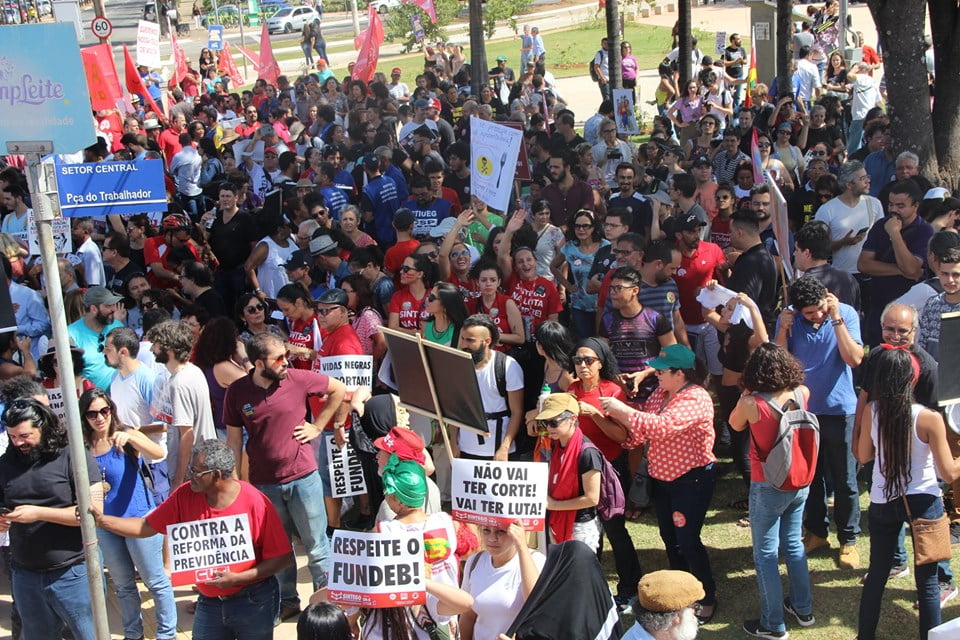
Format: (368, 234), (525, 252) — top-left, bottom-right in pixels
(301, 43), (313, 65)
(99, 529), (178, 639)
(194, 576), (280, 640)
(256, 470), (330, 607)
(749, 482), (813, 632)
(847, 119), (865, 152)
(804, 414), (860, 545)
(11, 561), (97, 640)
(858, 494), (943, 640)
(652, 464), (717, 603)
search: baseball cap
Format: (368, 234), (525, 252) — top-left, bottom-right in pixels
(362, 154), (380, 171)
(263, 146), (279, 156)
(534, 393), (581, 421)
(413, 98), (430, 109)
(391, 67), (402, 75)
(496, 55), (507, 62)
(691, 155), (712, 168)
(309, 234), (339, 256)
(428, 97), (442, 112)
(374, 427), (426, 464)
(317, 288), (349, 307)
(673, 212), (708, 231)
(647, 344), (696, 370)
(925, 186), (950, 200)
(283, 249), (311, 271)
(83, 286), (123, 307)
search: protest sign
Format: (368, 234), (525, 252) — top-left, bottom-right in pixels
(28, 216), (71, 255)
(451, 459), (548, 530)
(325, 432), (367, 499)
(613, 89), (640, 135)
(0, 24), (96, 152)
(469, 117), (523, 213)
(55, 159), (167, 216)
(320, 355), (373, 392)
(167, 514), (257, 586)
(715, 32), (727, 55)
(46, 386), (66, 426)
(328, 530), (426, 608)
(136, 20), (161, 68)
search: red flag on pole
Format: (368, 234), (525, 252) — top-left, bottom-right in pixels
(169, 32), (189, 87)
(258, 22), (280, 85)
(352, 5), (384, 83)
(219, 41), (245, 88)
(403, 0), (437, 23)
(123, 45), (163, 118)
(80, 44), (124, 112)
(745, 26), (758, 108)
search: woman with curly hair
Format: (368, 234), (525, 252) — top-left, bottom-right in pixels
(728, 343), (814, 638)
(855, 348), (960, 640)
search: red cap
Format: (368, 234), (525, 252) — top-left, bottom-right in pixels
(264, 146), (278, 155)
(373, 427), (426, 464)
(391, 67), (402, 75)
(428, 97), (442, 112)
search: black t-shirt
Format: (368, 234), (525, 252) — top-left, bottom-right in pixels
(575, 443), (604, 522)
(609, 193), (654, 237)
(724, 45), (746, 78)
(588, 244), (615, 280)
(727, 242), (778, 331)
(859, 344), (937, 409)
(788, 186), (820, 230)
(0, 446), (100, 570)
(209, 209), (258, 270)
(803, 125), (843, 153)
(105, 260), (143, 294)
(444, 169), (471, 207)
(195, 288), (229, 319)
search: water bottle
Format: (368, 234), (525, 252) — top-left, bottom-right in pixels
(537, 383), (551, 412)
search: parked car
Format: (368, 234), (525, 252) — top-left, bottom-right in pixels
(37, 0), (51, 16)
(265, 5), (319, 33)
(368, 0), (401, 14)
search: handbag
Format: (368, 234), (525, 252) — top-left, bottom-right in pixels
(902, 495), (952, 566)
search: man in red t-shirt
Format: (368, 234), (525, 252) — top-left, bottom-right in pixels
(384, 209), (420, 283)
(92, 439), (292, 637)
(669, 212), (727, 376)
(144, 214), (201, 289)
(222, 332), (346, 620)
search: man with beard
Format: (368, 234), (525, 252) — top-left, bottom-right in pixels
(726, 209), (778, 332)
(750, 183), (795, 259)
(67, 286), (125, 390)
(449, 314), (524, 462)
(541, 151), (594, 227)
(0, 398), (103, 640)
(624, 570), (704, 640)
(223, 332), (346, 621)
(147, 320), (216, 488)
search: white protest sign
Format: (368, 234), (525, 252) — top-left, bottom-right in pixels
(695, 284), (753, 328)
(167, 514), (256, 586)
(46, 386), (66, 427)
(319, 355), (373, 392)
(28, 216), (72, 256)
(328, 530), (426, 608)
(136, 20), (161, 68)
(451, 459), (548, 531)
(715, 31), (727, 55)
(469, 116), (523, 213)
(325, 432), (367, 499)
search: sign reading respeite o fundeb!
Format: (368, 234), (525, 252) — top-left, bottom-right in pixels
(328, 530), (426, 608)
(167, 514), (257, 586)
(451, 459), (548, 531)
(55, 159), (168, 216)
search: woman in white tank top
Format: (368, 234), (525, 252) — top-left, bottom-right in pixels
(244, 215), (296, 300)
(854, 347), (960, 640)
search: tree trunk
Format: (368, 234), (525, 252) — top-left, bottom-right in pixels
(866, 0), (939, 179)
(469, 0), (487, 97)
(776, 0), (792, 99)
(605, 0), (621, 90)
(928, 0), (960, 188)
(677, 0), (691, 87)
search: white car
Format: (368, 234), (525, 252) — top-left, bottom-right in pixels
(369, 0), (401, 14)
(266, 5), (320, 33)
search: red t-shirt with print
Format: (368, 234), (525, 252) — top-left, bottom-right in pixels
(674, 241), (725, 325)
(469, 293), (514, 352)
(388, 287), (427, 331)
(506, 275), (563, 335)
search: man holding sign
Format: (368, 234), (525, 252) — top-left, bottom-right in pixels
(224, 332), (346, 621)
(93, 439), (291, 640)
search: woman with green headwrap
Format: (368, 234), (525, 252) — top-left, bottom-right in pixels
(347, 454), (472, 640)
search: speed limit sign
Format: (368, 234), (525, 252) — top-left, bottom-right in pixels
(91, 16), (113, 40)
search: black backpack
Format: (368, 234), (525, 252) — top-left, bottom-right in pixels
(589, 51), (602, 82)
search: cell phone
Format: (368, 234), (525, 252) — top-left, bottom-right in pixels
(0, 507), (11, 516)
(856, 227), (868, 235)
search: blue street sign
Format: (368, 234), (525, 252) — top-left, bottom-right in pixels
(55, 159), (168, 216)
(208, 25), (225, 51)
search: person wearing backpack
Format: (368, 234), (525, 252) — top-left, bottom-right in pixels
(729, 343), (816, 639)
(775, 276), (864, 572)
(600, 343), (718, 624)
(591, 38), (610, 101)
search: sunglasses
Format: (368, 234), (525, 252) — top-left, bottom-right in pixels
(572, 355), (600, 366)
(810, 150), (827, 156)
(142, 300), (157, 309)
(612, 248), (634, 257)
(399, 265), (420, 273)
(757, 142), (771, 148)
(97, 333), (106, 353)
(419, 251), (439, 259)
(316, 306), (343, 316)
(84, 406), (111, 421)
(450, 250), (470, 259)
(536, 418), (566, 431)
(245, 303), (265, 313)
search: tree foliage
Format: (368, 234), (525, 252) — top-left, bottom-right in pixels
(383, 0), (530, 53)
(481, 0), (531, 39)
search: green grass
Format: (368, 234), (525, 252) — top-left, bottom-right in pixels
(604, 457), (960, 639)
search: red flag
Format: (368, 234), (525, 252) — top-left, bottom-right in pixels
(123, 45), (163, 118)
(352, 5), (384, 84)
(169, 32), (189, 87)
(236, 45), (260, 68)
(80, 44), (124, 112)
(219, 41), (245, 89)
(745, 26), (757, 108)
(258, 22), (280, 85)
(403, 0), (436, 23)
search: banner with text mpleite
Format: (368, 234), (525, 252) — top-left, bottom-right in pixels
(451, 459), (548, 531)
(167, 514), (257, 586)
(328, 530), (426, 608)
(469, 116), (523, 213)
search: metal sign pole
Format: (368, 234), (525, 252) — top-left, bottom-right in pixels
(7, 141), (111, 640)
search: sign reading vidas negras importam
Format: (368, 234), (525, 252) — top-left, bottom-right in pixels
(55, 159), (168, 216)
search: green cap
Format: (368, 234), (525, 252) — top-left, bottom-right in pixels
(648, 344), (696, 370)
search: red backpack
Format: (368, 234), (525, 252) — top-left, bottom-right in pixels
(751, 390), (820, 491)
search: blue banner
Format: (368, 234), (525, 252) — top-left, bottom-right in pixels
(0, 24), (96, 153)
(55, 159), (168, 217)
